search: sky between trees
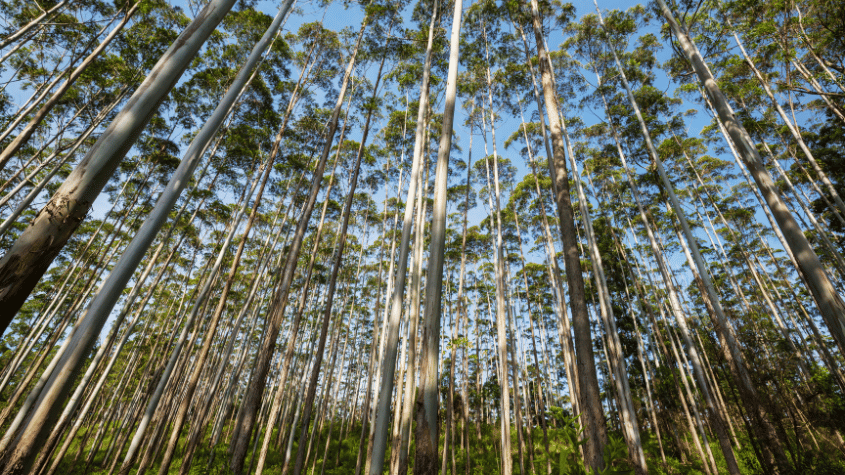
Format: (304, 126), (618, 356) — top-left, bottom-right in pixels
(0, 0), (843, 474)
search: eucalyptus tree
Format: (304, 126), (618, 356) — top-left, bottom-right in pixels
(526, 0), (608, 470)
(4, 1), (845, 473)
(0, 3), (296, 472)
(0, 0), (239, 333)
(413, 0), (464, 470)
(368, 0), (439, 470)
(586, 4), (799, 471)
(292, 14), (396, 470)
(655, 0), (845, 361)
(461, 3), (520, 471)
(227, 4), (380, 472)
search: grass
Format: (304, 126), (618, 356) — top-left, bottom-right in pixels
(49, 417), (845, 475)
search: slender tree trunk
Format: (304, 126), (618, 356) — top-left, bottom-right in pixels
(480, 31), (513, 474)
(0, 0), (238, 330)
(227, 15), (368, 474)
(291, 56), (380, 472)
(529, 1), (607, 470)
(397, 156), (430, 475)
(413, 0), (463, 471)
(368, 2), (438, 471)
(657, 0), (845, 363)
(0, 0), (68, 50)
(0, 3), (140, 171)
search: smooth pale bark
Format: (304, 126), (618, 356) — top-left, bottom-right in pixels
(82, 250), (201, 472)
(456, 114), (474, 475)
(444, 294), (459, 475)
(504, 264), (527, 475)
(480, 28), (513, 474)
(368, 2), (437, 472)
(156, 10), (298, 475)
(156, 159), (268, 475)
(413, 0), (463, 471)
(511, 92), (576, 409)
(516, 110), (579, 418)
(0, 0), (238, 332)
(0, 89), (102, 195)
(512, 209), (552, 475)
(354, 173), (398, 475)
(292, 70), (379, 472)
(396, 157), (429, 475)
(553, 63), (646, 472)
(0, 25), (47, 70)
(116, 166), (262, 475)
(41, 221), (200, 475)
(0, 3), (140, 172)
(760, 141), (845, 278)
(726, 27), (845, 226)
(0, 185), (157, 468)
(0, 0), (68, 50)
(0, 163), (135, 395)
(180, 171), (306, 474)
(0, 67), (136, 200)
(656, 0), (845, 360)
(319, 307), (360, 475)
(575, 180), (646, 474)
(791, 5), (845, 94)
(0, 82), (133, 227)
(697, 85), (845, 393)
(529, 1), (607, 470)
(0, 44), (76, 125)
(254, 108), (352, 475)
(228, 16), (367, 473)
(510, 21), (554, 176)
(678, 144), (816, 382)
(620, 270), (666, 465)
(591, 177), (723, 460)
(5, 76), (220, 467)
(386, 101), (412, 475)
(600, 106), (738, 468)
(0, 7), (287, 471)
(594, 5), (762, 470)
(387, 135), (410, 475)
(623, 242), (714, 472)
(32, 181), (208, 474)
(0, 77), (134, 208)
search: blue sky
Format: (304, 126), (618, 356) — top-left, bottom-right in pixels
(2, 0), (821, 328)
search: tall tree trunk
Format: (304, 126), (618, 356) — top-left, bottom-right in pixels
(656, 0), (845, 363)
(480, 28), (513, 474)
(397, 155), (430, 475)
(227, 14), (368, 474)
(291, 52), (382, 472)
(0, 0), (238, 330)
(528, 1), (607, 470)
(413, 0), (463, 471)
(368, 2), (438, 471)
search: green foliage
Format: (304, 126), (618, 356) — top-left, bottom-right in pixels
(555, 416), (633, 475)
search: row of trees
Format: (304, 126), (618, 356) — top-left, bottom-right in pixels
(0, 0), (843, 474)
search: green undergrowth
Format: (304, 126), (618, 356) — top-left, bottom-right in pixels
(54, 418), (845, 475)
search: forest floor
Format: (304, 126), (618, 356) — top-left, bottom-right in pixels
(51, 420), (845, 475)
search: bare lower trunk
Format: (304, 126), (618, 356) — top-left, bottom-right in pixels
(413, 1), (463, 471)
(529, 1), (607, 470)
